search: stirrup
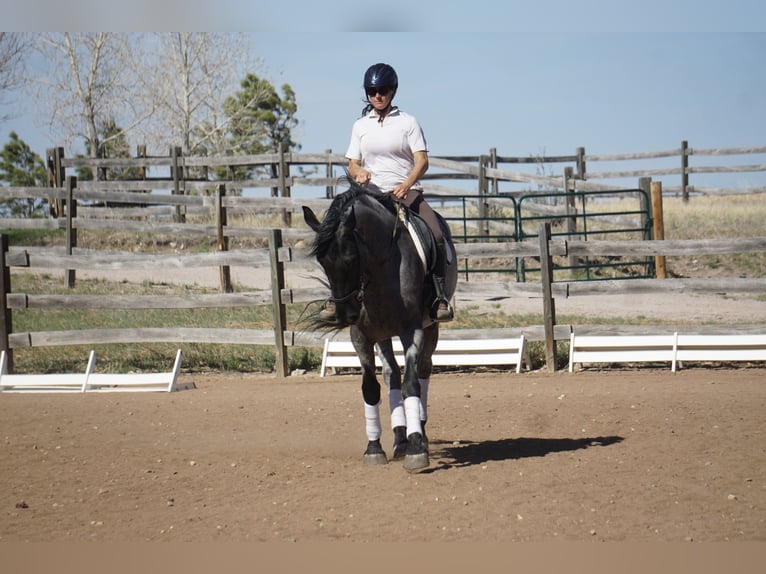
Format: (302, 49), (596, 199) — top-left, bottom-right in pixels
(431, 298), (454, 322)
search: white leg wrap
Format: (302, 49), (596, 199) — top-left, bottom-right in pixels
(404, 396), (423, 437)
(419, 377), (430, 422)
(389, 388), (406, 429)
(364, 402), (382, 441)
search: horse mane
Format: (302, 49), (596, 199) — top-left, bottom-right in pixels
(309, 179), (397, 259)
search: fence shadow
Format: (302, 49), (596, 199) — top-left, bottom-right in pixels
(422, 435), (624, 473)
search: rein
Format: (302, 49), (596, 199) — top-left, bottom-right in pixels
(329, 280), (365, 305)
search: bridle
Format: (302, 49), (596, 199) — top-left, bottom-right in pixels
(328, 277), (366, 306)
(327, 228), (368, 307)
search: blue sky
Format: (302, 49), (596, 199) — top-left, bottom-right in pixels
(252, 32), (766, 158)
(2, 3), (766, 191)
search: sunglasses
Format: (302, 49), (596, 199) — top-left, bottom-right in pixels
(366, 86), (393, 97)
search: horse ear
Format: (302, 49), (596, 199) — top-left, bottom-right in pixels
(302, 206), (321, 232)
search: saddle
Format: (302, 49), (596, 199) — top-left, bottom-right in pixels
(367, 188), (451, 276)
(395, 203), (439, 275)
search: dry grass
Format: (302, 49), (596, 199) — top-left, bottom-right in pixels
(531, 193), (766, 278)
(661, 194), (766, 277)
(663, 194), (766, 238)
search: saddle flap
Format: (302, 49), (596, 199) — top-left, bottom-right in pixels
(397, 205), (437, 274)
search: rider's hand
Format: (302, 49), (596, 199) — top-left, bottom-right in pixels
(355, 170), (371, 186)
(390, 183), (411, 200)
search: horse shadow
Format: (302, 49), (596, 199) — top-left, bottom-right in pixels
(421, 435), (624, 473)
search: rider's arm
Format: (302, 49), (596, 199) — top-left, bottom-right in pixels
(390, 151), (428, 200)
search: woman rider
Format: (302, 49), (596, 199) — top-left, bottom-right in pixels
(320, 62), (454, 323)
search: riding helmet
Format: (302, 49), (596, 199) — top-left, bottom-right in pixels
(363, 63), (398, 92)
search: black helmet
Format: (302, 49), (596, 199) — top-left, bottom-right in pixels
(363, 63), (398, 90)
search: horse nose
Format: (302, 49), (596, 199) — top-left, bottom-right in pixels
(337, 304), (359, 325)
(342, 308), (359, 324)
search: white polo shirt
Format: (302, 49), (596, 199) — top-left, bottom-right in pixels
(345, 106), (428, 193)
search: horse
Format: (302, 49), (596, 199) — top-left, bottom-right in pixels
(302, 181), (457, 471)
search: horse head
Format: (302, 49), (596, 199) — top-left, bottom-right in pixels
(303, 185), (369, 326)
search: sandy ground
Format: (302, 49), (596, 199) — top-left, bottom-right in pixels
(3, 262), (765, 545)
(1, 367), (765, 543)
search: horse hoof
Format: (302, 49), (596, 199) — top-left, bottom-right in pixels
(364, 452), (388, 465)
(403, 452), (429, 471)
(403, 432), (429, 471)
(363, 440), (388, 465)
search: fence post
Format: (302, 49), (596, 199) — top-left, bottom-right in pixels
(136, 145), (147, 180)
(96, 143), (107, 182)
(0, 234), (12, 373)
(651, 181), (667, 279)
(638, 176), (652, 240)
(576, 147), (586, 180)
(171, 146), (185, 223)
(681, 140), (689, 203)
(278, 141), (292, 227)
(478, 154), (489, 238)
(216, 184), (233, 293)
(325, 149), (335, 198)
(564, 166), (578, 268)
(46, 147), (65, 218)
(65, 176), (77, 288)
(539, 222), (557, 372)
(269, 229), (289, 377)
(489, 147), (498, 195)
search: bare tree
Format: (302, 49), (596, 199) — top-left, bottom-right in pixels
(136, 33), (262, 156)
(0, 32), (30, 121)
(31, 33), (146, 157)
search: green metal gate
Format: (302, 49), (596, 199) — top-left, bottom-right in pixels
(425, 193), (518, 277)
(516, 189), (655, 281)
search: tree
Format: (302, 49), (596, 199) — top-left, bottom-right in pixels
(0, 32), (29, 120)
(76, 117), (141, 181)
(224, 73), (299, 155)
(136, 33), (258, 157)
(211, 73), (300, 181)
(0, 131), (47, 217)
(31, 33), (145, 158)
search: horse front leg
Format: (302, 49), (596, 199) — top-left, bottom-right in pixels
(416, 324), (440, 452)
(354, 336), (388, 465)
(376, 340), (407, 460)
(400, 330), (429, 471)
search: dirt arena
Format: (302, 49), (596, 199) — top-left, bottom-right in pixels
(1, 365), (764, 543)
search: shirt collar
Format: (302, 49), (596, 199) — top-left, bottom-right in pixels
(366, 105), (400, 119)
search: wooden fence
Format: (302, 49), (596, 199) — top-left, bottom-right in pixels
(2, 227), (765, 375)
(1, 145), (764, 374)
(30, 141), (766, 208)
(2, 142), (763, 240)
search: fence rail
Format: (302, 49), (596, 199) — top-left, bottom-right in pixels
(2, 230), (764, 375)
(2, 143), (765, 373)
(28, 142), (766, 202)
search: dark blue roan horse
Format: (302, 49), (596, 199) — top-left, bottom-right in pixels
(303, 181), (457, 470)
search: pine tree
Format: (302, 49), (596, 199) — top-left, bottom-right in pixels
(76, 117), (141, 182)
(218, 73), (299, 180)
(0, 131), (47, 217)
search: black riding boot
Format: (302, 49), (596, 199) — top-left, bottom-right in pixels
(431, 243), (454, 322)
